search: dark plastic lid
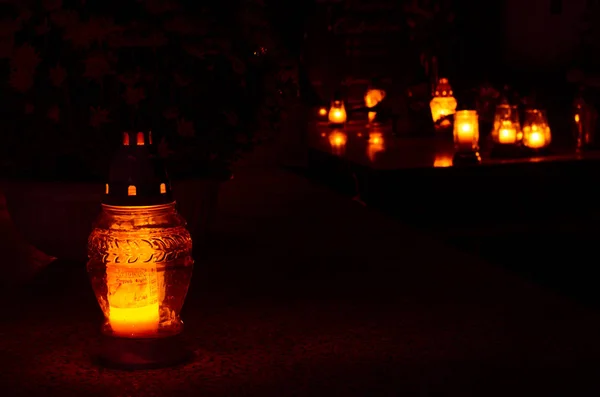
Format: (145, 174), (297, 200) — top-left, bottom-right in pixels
(103, 131), (174, 206)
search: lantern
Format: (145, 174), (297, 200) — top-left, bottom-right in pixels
(522, 109), (551, 150)
(430, 78), (457, 124)
(88, 131), (194, 369)
(573, 93), (597, 150)
(453, 110), (481, 164)
(367, 130), (385, 162)
(491, 104), (521, 145)
(328, 129), (347, 155)
(365, 89), (386, 124)
(328, 100), (347, 125)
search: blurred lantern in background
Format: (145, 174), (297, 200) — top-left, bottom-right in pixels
(364, 88), (386, 124)
(522, 109), (551, 150)
(87, 131), (194, 369)
(429, 78), (457, 127)
(573, 88), (597, 151)
(328, 99), (347, 125)
(452, 110), (481, 165)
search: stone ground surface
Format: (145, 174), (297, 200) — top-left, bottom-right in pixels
(1, 147), (600, 396)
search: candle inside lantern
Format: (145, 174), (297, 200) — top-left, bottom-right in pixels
(524, 125), (546, 148)
(107, 260), (160, 337)
(453, 110), (479, 152)
(497, 121), (517, 144)
(457, 123), (474, 144)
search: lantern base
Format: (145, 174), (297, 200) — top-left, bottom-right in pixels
(97, 334), (192, 370)
(452, 151), (481, 166)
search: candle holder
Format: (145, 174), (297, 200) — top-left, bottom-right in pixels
(88, 131), (194, 370)
(490, 104), (524, 158)
(328, 100), (347, 126)
(452, 110), (481, 166)
(522, 109), (552, 155)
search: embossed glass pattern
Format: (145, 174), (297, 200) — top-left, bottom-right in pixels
(87, 203), (193, 339)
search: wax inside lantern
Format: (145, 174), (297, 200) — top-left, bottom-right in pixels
(107, 264), (160, 337)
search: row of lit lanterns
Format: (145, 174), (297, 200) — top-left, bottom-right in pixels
(317, 79), (556, 164)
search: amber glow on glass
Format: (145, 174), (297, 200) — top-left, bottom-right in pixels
(105, 184), (110, 194)
(318, 107), (328, 116)
(328, 101), (347, 124)
(128, 185), (137, 196)
(88, 204), (193, 338)
(453, 110), (479, 151)
(123, 133), (130, 146)
(160, 183), (167, 194)
(137, 132), (145, 146)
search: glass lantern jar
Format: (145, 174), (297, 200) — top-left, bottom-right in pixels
(87, 131), (194, 369)
(453, 110), (479, 152)
(522, 109), (551, 149)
